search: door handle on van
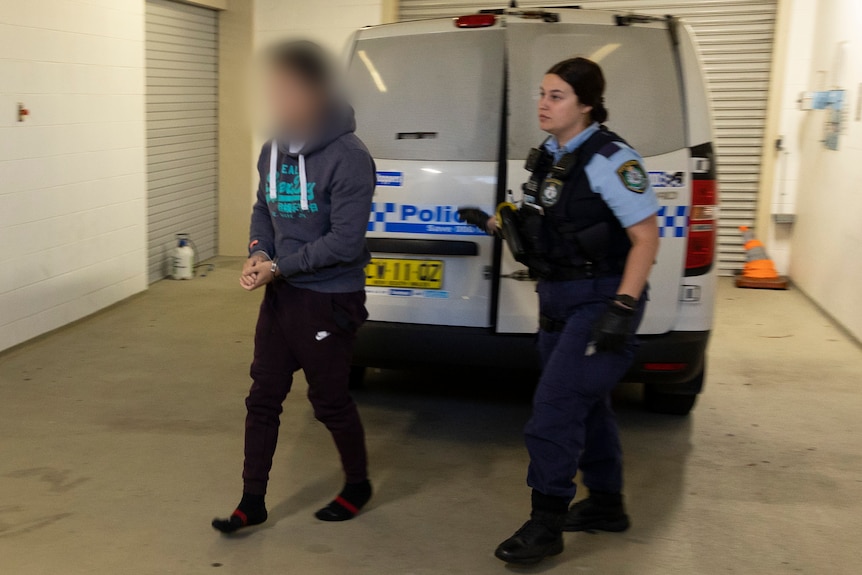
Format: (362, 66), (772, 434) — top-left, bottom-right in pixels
(366, 238), (479, 256)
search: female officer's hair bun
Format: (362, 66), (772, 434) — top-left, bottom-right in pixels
(547, 57), (609, 124)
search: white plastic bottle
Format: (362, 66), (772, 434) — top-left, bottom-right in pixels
(170, 234), (195, 280)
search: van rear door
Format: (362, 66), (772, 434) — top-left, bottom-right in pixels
(499, 10), (690, 335)
(347, 23), (504, 328)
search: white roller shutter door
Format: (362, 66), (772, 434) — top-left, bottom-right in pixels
(399, 0), (778, 274)
(146, 0), (218, 283)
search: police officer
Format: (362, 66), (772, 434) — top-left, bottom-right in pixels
(460, 57), (660, 565)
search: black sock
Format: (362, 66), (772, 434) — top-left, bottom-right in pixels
(315, 480), (372, 522)
(212, 492), (268, 533)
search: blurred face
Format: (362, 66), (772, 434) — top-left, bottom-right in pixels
(267, 66), (323, 137)
(538, 73), (593, 142)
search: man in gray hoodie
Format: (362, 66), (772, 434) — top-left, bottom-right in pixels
(213, 41), (376, 533)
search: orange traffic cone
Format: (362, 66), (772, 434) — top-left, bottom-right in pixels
(736, 226), (788, 289)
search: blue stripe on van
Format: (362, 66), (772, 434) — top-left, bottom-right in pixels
(376, 171), (404, 186)
(368, 202), (488, 236)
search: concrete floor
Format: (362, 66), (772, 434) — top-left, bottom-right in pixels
(1, 257), (861, 574)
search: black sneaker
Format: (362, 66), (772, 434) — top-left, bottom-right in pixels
(564, 492), (630, 533)
(494, 512), (565, 565)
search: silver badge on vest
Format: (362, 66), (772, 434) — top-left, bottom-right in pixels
(540, 178), (563, 208)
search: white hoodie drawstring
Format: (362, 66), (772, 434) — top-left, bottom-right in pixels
(269, 139), (278, 200)
(298, 153), (309, 211)
(270, 139), (309, 211)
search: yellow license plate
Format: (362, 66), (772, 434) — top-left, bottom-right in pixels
(365, 258), (444, 289)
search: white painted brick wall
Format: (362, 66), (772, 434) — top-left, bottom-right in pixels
(765, 0), (818, 275)
(787, 0), (862, 342)
(0, 0), (147, 351)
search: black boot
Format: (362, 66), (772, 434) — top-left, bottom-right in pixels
(494, 491), (567, 565)
(564, 490), (630, 533)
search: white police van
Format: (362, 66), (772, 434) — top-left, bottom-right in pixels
(345, 7), (718, 415)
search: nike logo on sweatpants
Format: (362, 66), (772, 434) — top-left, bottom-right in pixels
(315, 331), (332, 341)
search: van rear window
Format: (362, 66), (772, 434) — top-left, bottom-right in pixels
(348, 31), (505, 162)
(508, 24), (687, 159)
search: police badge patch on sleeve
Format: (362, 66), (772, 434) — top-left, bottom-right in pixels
(617, 160), (649, 193)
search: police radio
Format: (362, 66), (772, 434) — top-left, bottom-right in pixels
(523, 148), (554, 204)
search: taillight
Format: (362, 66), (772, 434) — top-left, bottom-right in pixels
(686, 179), (717, 273)
(455, 14), (497, 28)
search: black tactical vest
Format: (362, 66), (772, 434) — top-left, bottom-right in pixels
(523, 127), (633, 277)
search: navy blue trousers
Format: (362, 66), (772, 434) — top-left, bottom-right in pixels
(525, 277), (645, 501)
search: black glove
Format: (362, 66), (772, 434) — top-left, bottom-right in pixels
(591, 299), (636, 353)
(457, 207), (492, 234)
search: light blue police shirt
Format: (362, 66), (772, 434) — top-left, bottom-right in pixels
(543, 123), (659, 228)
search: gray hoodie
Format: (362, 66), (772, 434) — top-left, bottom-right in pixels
(248, 104), (376, 293)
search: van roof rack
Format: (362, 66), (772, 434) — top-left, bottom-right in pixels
(479, 5), (581, 13)
(615, 13), (669, 26)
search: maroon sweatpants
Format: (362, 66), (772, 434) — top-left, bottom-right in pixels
(242, 281), (369, 495)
